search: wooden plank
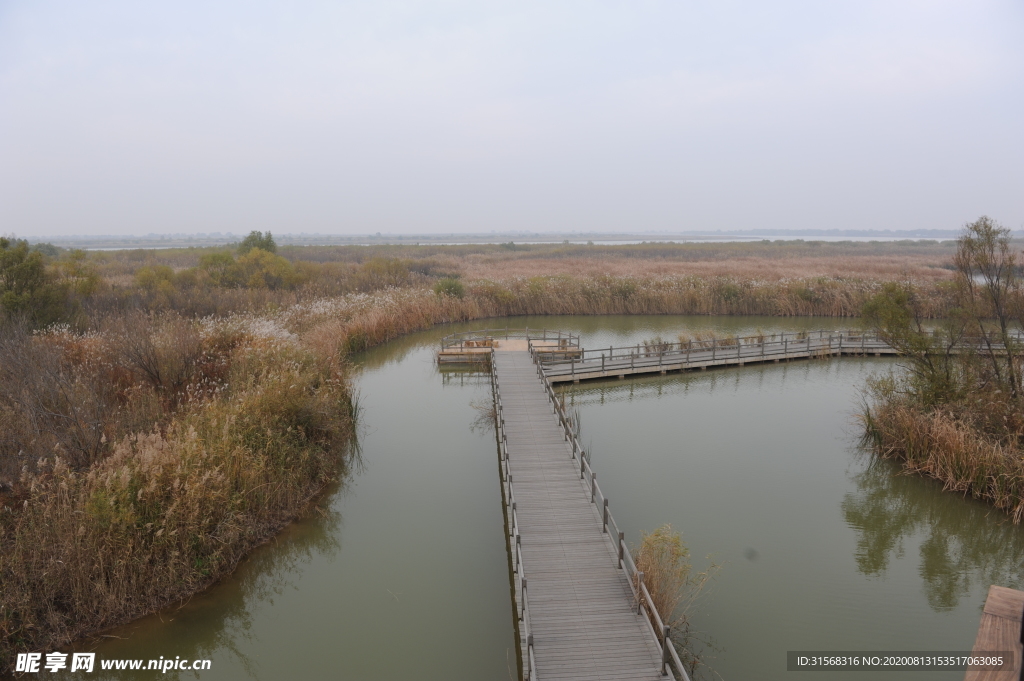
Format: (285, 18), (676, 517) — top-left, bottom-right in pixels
(964, 585), (1024, 681)
(493, 350), (664, 681)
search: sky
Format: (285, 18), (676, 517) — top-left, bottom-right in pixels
(1, 1), (1022, 238)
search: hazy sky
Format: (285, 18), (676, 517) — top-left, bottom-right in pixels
(1, 1), (1022, 237)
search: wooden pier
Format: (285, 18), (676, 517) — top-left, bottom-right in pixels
(491, 340), (693, 680)
(540, 331), (895, 384)
(964, 585), (1024, 681)
(443, 327), (1023, 680)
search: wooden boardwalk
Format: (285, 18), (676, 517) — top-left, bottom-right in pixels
(493, 350), (667, 681)
(543, 332), (896, 383)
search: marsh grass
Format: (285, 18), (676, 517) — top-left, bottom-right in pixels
(861, 396), (1024, 522)
(634, 524), (718, 680)
(0, 315), (359, 668)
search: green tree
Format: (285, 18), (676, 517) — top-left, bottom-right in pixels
(0, 237), (65, 327)
(862, 282), (967, 406)
(238, 230), (277, 255)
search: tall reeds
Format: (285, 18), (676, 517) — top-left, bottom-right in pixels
(0, 316), (356, 669)
(634, 525), (717, 680)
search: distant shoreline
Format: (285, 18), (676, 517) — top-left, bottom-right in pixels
(24, 229), (975, 250)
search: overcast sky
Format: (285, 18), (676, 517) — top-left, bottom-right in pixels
(1, 1), (1021, 237)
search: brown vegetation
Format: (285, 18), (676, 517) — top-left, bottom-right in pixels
(862, 217), (1024, 521)
(634, 525), (716, 679)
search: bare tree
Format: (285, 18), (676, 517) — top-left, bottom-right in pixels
(953, 216), (1022, 398)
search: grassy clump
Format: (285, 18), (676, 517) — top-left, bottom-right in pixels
(634, 524), (717, 680)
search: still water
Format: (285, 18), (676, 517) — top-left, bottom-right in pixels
(69, 316), (1024, 680)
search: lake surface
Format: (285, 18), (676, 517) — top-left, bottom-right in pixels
(67, 316), (1024, 680)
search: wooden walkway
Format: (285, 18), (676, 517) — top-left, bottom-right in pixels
(493, 350), (666, 681)
(543, 332), (896, 383)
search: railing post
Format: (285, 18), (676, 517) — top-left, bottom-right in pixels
(663, 622), (671, 671)
(686, 340), (691, 364)
(618, 531), (625, 568)
(581, 452), (585, 478)
(526, 634), (534, 681)
(712, 337), (716, 360)
(602, 498), (609, 533)
(591, 472), (597, 503)
(637, 571), (644, 613)
(661, 625), (671, 674)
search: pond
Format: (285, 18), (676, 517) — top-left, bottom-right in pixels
(68, 316), (1024, 680)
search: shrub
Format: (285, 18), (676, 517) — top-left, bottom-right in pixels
(433, 277), (465, 298)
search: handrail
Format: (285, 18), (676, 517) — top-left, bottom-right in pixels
(492, 348), (539, 681)
(528, 349), (694, 681)
(441, 327), (580, 351)
(537, 328), (1024, 366)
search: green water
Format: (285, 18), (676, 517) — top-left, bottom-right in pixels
(64, 316), (1024, 680)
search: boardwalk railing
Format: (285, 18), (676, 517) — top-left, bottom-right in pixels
(491, 350), (539, 681)
(539, 330), (888, 367)
(526, 340), (694, 681)
(536, 329), (1024, 382)
(441, 328), (579, 351)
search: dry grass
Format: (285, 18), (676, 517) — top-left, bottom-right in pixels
(0, 315), (358, 669)
(634, 525), (717, 680)
(459, 254), (954, 282)
(862, 401), (1024, 522)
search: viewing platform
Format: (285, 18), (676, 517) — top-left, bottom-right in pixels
(437, 328), (582, 364)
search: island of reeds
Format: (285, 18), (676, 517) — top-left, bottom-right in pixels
(0, 224), (1018, 671)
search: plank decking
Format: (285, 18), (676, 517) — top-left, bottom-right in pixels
(543, 333), (896, 383)
(494, 350), (665, 681)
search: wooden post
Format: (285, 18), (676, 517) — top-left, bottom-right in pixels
(591, 472), (597, 503)
(637, 572), (644, 614)
(618, 531), (625, 568)
(686, 340), (691, 364)
(712, 337), (716, 360)
(661, 625), (671, 674)
(602, 498), (609, 533)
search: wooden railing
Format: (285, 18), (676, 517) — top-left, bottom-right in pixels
(526, 340), (694, 681)
(538, 329), (887, 366)
(491, 351), (539, 681)
(441, 327), (580, 351)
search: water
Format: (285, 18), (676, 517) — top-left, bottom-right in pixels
(64, 316), (1024, 680)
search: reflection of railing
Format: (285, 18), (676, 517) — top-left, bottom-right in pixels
(440, 328), (580, 351)
(527, 349), (694, 681)
(491, 351), (538, 681)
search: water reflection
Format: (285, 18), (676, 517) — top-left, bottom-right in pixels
(842, 456), (1024, 611)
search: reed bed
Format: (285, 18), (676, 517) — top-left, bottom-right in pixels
(0, 316), (357, 669)
(861, 401), (1024, 522)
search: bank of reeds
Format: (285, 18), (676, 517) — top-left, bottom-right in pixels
(861, 399), (1024, 522)
(0, 316), (357, 669)
(466, 275), (946, 318)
